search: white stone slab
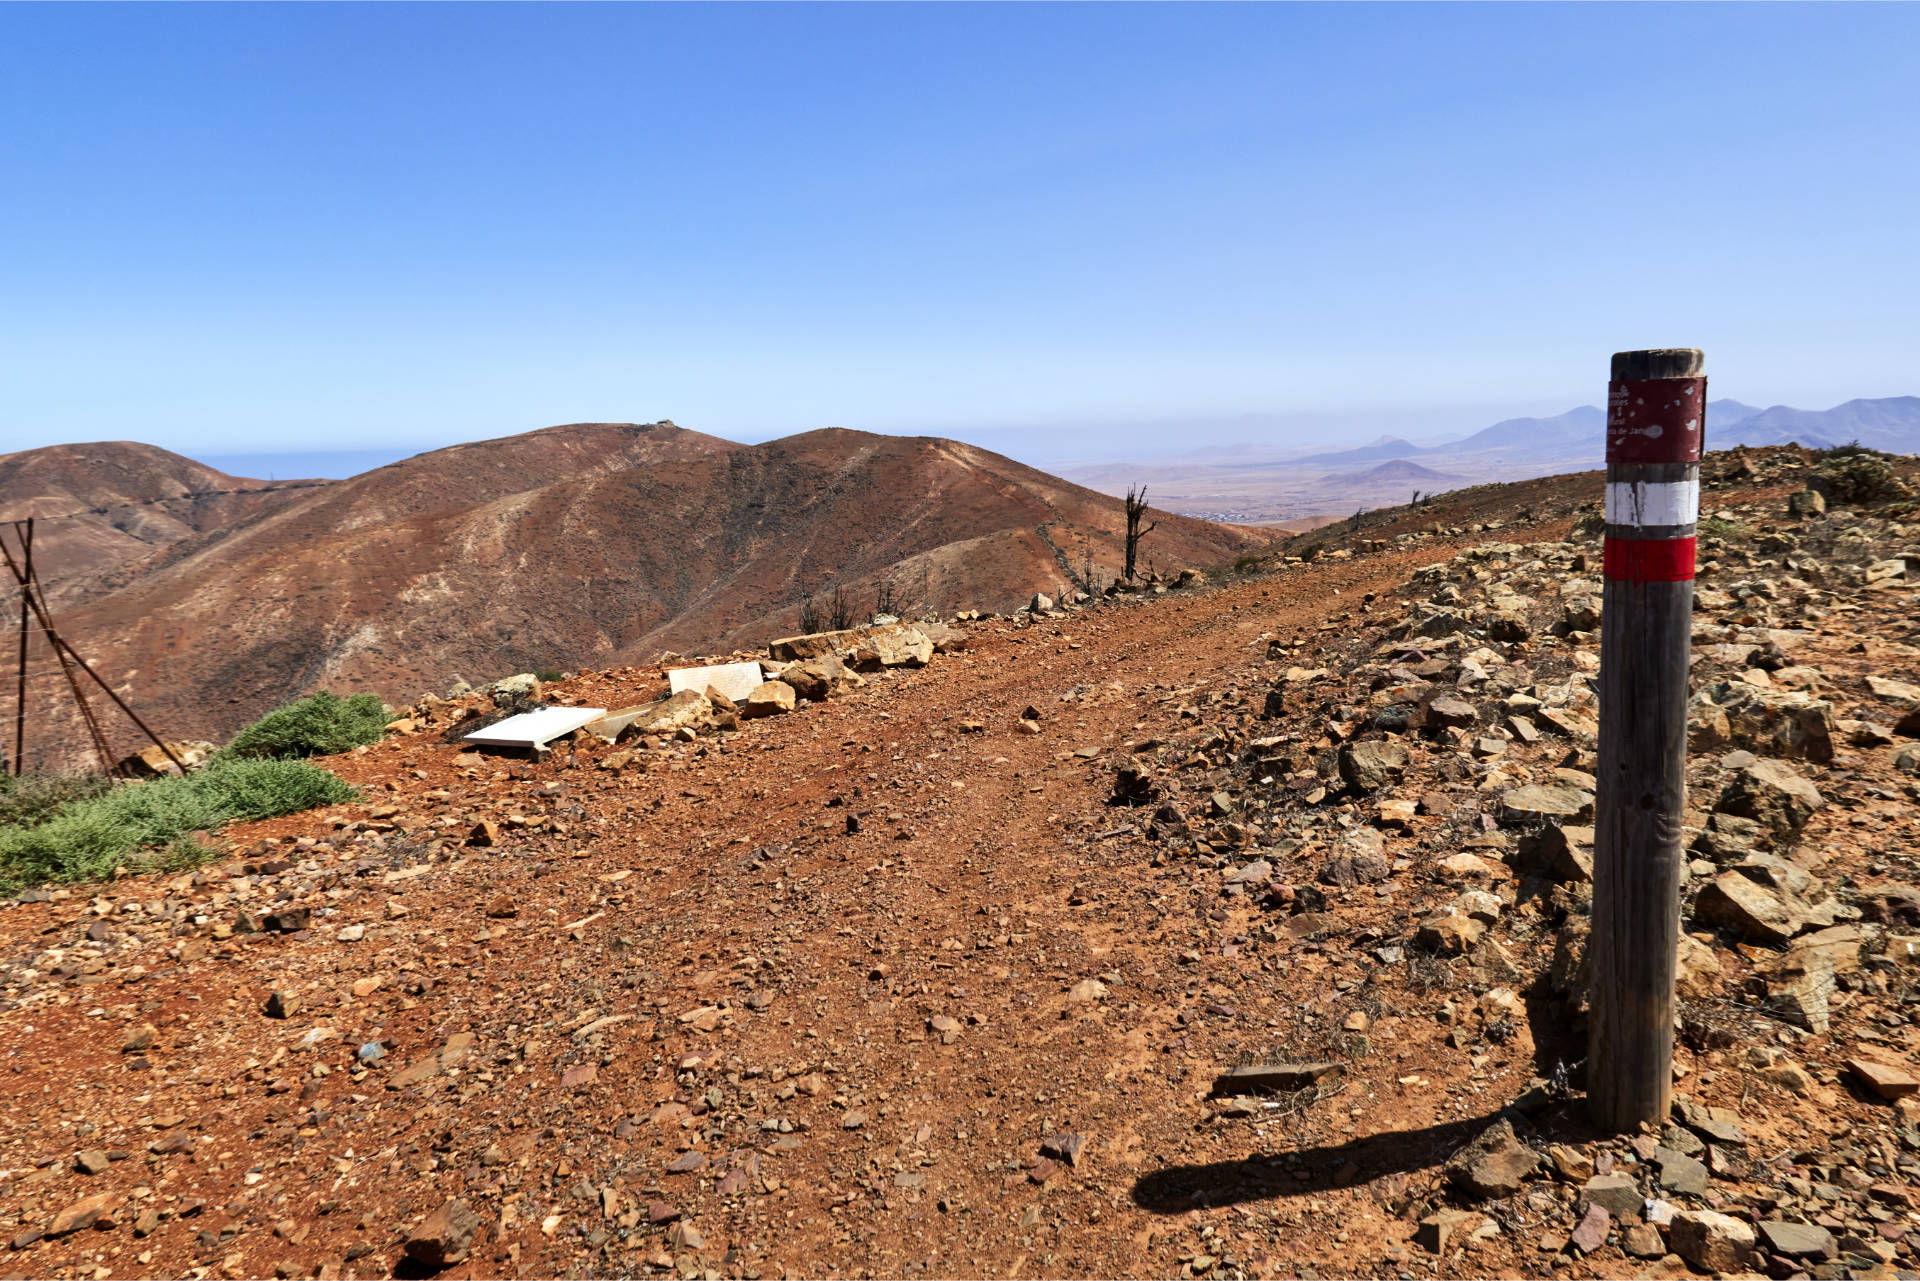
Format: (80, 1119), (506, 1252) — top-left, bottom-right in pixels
(463, 706), (608, 749)
(667, 661), (765, 704)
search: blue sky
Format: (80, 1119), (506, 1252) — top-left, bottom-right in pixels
(3, 3), (1916, 474)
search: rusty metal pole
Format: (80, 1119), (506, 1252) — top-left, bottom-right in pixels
(12, 520), (29, 775)
(1588, 348), (1706, 1130)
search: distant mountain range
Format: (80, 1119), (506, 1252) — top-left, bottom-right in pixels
(1064, 395), (1920, 522)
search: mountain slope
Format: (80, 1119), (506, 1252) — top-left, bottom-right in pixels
(0, 442), (316, 589)
(28, 426), (1276, 763)
(1292, 436), (1428, 467)
(1717, 396), (1920, 452)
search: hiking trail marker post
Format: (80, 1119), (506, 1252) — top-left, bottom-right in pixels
(1588, 347), (1705, 1130)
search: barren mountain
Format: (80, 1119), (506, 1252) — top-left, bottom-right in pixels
(17, 424), (1276, 767)
(1336, 458), (1460, 484)
(1066, 395), (1917, 523)
(0, 442), (315, 590)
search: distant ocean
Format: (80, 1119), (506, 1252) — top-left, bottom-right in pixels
(196, 448), (421, 481)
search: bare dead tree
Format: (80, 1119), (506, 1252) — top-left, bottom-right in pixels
(826, 583), (855, 632)
(873, 576), (899, 622)
(1124, 486), (1156, 582)
(797, 594), (821, 634)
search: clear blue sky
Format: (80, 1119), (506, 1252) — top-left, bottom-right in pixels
(3, 3), (1915, 472)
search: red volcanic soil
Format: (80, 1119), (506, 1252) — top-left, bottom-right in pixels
(2, 447), (1914, 1280)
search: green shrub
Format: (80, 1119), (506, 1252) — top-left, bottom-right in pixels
(0, 757), (355, 890)
(0, 772), (113, 830)
(1697, 515), (1742, 540)
(1815, 449), (1909, 504)
(219, 690), (390, 760)
(534, 668), (566, 683)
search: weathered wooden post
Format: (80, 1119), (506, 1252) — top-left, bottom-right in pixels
(1588, 348), (1705, 1129)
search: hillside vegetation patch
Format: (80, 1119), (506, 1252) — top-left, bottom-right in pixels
(0, 757), (354, 891)
(218, 690), (390, 760)
(1814, 446), (1911, 504)
(0, 771), (113, 831)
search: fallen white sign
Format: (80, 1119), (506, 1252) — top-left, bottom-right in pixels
(463, 706), (608, 749)
(667, 661), (765, 704)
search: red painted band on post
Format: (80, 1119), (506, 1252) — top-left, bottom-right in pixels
(1606, 378), (1707, 465)
(1603, 535), (1696, 583)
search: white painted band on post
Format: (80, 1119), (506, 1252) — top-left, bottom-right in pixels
(1604, 478), (1700, 529)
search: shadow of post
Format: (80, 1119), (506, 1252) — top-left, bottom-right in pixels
(1130, 1107), (1508, 1214)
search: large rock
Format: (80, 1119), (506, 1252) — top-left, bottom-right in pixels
(781, 655), (862, 702)
(741, 681), (797, 718)
(1713, 759), (1823, 846)
(405, 1198), (482, 1269)
(1691, 812), (1763, 864)
(1445, 1119), (1539, 1198)
(1499, 783), (1594, 826)
(46, 1192), (117, 1237)
(917, 621), (969, 654)
(1580, 1173), (1644, 1218)
(1847, 1056), (1920, 1100)
(1418, 908), (1485, 953)
(666, 661), (765, 704)
(1765, 953), (1836, 1033)
(847, 624), (934, 671)
(769, 628), (862, 662)
(588, 688), (716, 741)
(1693, 871), (1805, 945)
(1758, 1221), (1836, 1261)
(116, 740), (216, 777)
(1338, 740), (1408, 793)
(1669, 1210), (1757, 1274)
(1675, 933), (1724, 998)
(1709, 684), (1836, 763)
(1516, 823), (1594, 882)
(1425, 695), (1479, 730)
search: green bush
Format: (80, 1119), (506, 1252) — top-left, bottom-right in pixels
(1697, 515), (1742, 540)
(0, 771), (113, 831)
(219, 690), (390, 760)
(0, 757), (354, 890)
(534, 668), (566, 683)
(1815, 449), (1909, 504)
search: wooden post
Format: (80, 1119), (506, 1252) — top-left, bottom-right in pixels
(1588, 348), (1705, 1130)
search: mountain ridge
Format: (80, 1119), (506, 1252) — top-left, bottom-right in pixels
(4, 423), (1278, 770)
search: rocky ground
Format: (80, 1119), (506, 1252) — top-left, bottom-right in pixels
(1, 447), (1917, 1281)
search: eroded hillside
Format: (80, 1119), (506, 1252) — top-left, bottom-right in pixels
(16, 425), (1275, 769)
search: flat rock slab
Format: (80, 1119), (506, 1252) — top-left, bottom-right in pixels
(1499, 783), (1594, 826)
(667, 661), (765, 704)
(1848, 1056), (1920, 1100)
(1210, 1062), (1342, 1095)
(464, 706), (607, 749)
(1759, 1220), (1837, 1259)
